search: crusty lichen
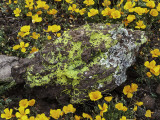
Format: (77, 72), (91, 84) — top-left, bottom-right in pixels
(25, 24), (147, 104)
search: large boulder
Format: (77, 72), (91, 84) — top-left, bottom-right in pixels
(10, 24), (147, 104)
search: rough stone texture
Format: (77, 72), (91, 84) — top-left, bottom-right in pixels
(10, 24), (147, 104)
(142, 95), (155, 110)
(0, 55), (19, 82)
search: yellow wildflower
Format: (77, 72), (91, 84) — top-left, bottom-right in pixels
(150, 66), (160, 76)
(26, 12), (32, 16)
(136, 101), (143, 106)
(120, 116), (127, 120)
(122, 106), (128, 112)
(127, 15), (136, 23)
(101, 7), (112, 16)
(146, 1), (155, 8)
(82, 113), (92, 120)
(37, 11), (42, 15)
(75, 115), (81, 120)
(36, 113), (50, 120)
(13, 8), (21, 17)
(30, 47), (39, 54)
(111, 10), (121, 19)
(44, 4), (49, 10)
(50, 109), (62, 119)
(104, 96), (112, 102)
(133, 106), (137, 111)
(32, 14), (42, 23)
(143, 0), (149, 2)
(123, 85), (133, 98)
(88, 8), (99, 17)
(47, 36), (52, 40)
(115, 103), (124, 110)
(44, 25), (61, 33)
(28, 99), (35, 106)
(63, 104), (76, 114)
(47, 9), (57, 15)
(36, 0), (47, 9)
(145, 110), (152, 118)
(13, 41), (29, 52)
(102, 0), (111, 7)
(68, 4), (79, 13)
(89, 91), (102, 101)
(57, 33), (61, 37)
(14, 0), (18, 3)
(135, 20), (146, 29)
(55, 0), (62, 1)
(79, 8), (86, 15)
(83, 0), (95, 6)
(130, 83), (138, 93)
(95, 115), (105, 120)
(124, 1), (135, 11)
(144, 60), (156, 69)
(98, 103), (108, 116)
(16, 107), (30, 119)
(157, 3), (160, 11)
(30, 32), (40, 39)
(6, 0), (12, 5)
(1, 108), (13, 119)
(25, 0), (34, 10)
(150, 9), (158, 17)
(146, 72), (152, 77)
(29, 116), (35, 120)
(66, 0), (73, 4)
(19, 99), (28, 108)
(134, 7), (146, 15)
(150, 49), (160, 57)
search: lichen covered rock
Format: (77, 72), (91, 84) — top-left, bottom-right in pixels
(12, 24), (147, 104)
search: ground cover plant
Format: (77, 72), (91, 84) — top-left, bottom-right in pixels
(0, 0), (160, 119)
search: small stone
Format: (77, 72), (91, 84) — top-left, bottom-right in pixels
(156, 84), (160, 95)
(142, 95), (155, 110)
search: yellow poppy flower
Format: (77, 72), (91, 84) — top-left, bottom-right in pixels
(111, 10), (121, 19)
(144, 60), (156, 69)
(1, 108), (13, 119)
(145, 110), (152, 118)
(136, 101), (143, 106)
(150, 49), (160, 58)
(104, 96), (112, 102)
(83, 0), (94, 6)
(19, 99), (29, 108)
(75, 115), (81, 120)
(135, 20), (146, 29)
(146, 1), (155, 8)
(47, 9), (57, 15)
(30, 32), (40, 39)
(98, 103), (108, 116)
(102, 0), (111, 7)
(88, 9), (99, 17)
(50, 109), (62, 119)
(63, 104), (76, 114)
(146, 72), (152, 77)
(115, 103), (124, 110)
(120, 116), (127, 120)
(65, 0), (73, 4)
(133, 106), (137, 111)
(89, 91), (102, 101)
(150, 9), (158, 17)
(82, 113), (92, 120)
(13, 8), (21, 17)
